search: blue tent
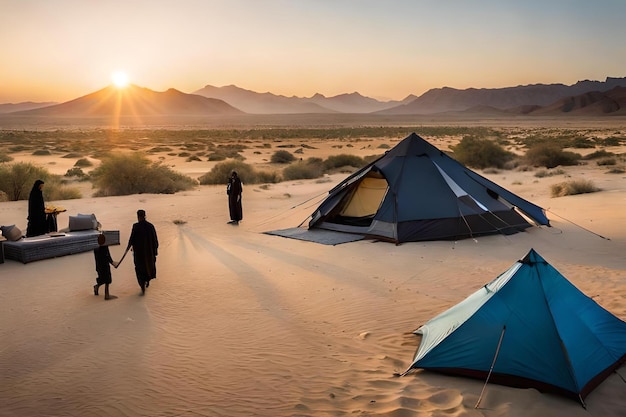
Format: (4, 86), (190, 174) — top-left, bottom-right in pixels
(308, 133), (549, 243)
(405, 249), (626, 405)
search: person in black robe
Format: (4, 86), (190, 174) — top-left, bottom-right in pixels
(227, 171), (243, 225)
(93, 234), (118, 300)
(126, 209), (159, 294)
(26, 179), (47, 237)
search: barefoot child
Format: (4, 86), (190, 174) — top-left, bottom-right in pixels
(93, 234), (118, 300)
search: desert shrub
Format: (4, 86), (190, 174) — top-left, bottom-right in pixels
(207, 153), (227, 161)
(450, 137), (514, 169)
(584, 150), (615, 160)
(569, 137), (596, 148)
(606, 167), (625, 174)
(198, 160), (280, 185)
(65, 167), (88, 179)
(199, 161), (254, 185)
(525, 144), (581, 168)
(271, 150), (296, 164)
(550, 180), (600, 197)
(602, 136), (624, 146)
(0, 153), (14, 163)
(74, 158), (93, 167)
(323, 154), (366, 171)
(62, 152), (82, 158)
(364, 154), (383, 164)
(90, 152), (196, 196)
(32, 149), (51, 156)
(0, 162), (50, 200)
(596, 158), (616, 166)
(283, 158), (325, 180)
(534, 168), (566, 178)
(43, 177), (82, 200)
(256, 170), (281, 184)
(186, 155), (202, 162)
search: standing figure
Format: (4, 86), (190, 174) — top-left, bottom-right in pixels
(126, 209), (159, 294)
(26, 179), (47, 237)
(93, 234), (118, 300)
(227, 171), (243, 225)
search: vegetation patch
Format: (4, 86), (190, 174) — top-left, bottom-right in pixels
(271, 150), (297, 164)
(90, 153), (196, 196)
(451, 137), (514, 169)
(550, 179), (600, 197)
(526, 144), (581, 168)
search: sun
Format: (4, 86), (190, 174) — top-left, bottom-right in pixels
(111, 71), (130, 88)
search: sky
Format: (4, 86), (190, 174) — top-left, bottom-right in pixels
(1, 0), (626, 103)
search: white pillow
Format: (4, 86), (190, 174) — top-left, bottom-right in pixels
(1, 224), (23, 241)
(68, 213), (98, 231)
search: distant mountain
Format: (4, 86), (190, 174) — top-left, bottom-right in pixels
(523, 86), (626, 116)
(377, 77), (626, 115)
(0, 101), (57, 114)
(193, 85), (406, 114)
(11, 85), (243, 117)
(193, 84), (333, 114)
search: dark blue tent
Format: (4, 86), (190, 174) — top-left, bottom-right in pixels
(308, 133), (549, 243)
(405, 249), (626, 405)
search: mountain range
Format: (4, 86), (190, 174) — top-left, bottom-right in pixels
(2, 76), (626, 118)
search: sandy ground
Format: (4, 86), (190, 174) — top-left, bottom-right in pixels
(1, 134), (625, 417)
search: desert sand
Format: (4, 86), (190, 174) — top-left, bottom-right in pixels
(1, 131), (625, 417)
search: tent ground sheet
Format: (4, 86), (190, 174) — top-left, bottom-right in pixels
(264, 227), (365, 245)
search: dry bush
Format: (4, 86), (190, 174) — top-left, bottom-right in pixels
(450, 137), (514, 169)
(526, 144), (581, 168)
(90, 153), (196, 196)
(271, 150), (296, 164)
(198, 160), (279, 185)
(283, 158), (324, 180)
(550, 180), (600, 197)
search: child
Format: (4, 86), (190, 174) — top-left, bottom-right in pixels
(93, 234), (118, 300)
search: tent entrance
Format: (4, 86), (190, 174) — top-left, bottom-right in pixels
(329, 171), (388, 227)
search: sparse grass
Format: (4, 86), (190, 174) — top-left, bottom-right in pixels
(550, 179), (600, 197)
(173, 219), (187, 225)
(0, 153), (14, 163)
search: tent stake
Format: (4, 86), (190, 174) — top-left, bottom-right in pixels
(475, 325), (506, 409)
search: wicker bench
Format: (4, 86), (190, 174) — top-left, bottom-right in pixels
(3, 230), (120, 264)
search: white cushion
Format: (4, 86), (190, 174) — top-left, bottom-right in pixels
(68, 213), (98, 231)
(1, 224), (23, 241)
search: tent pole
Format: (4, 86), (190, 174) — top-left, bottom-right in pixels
(475, 325), (506, 409)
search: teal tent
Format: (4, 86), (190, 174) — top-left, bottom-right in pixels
(405, 249), (626, 405)
(308, 133), (549, 243)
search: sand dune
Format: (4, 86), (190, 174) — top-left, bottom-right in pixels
(1, 135), (625, 416)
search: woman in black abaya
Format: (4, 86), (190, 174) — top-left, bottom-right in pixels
(26, 179), (47, 237)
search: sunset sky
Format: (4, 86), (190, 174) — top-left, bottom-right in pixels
(2, 0), (625, 104)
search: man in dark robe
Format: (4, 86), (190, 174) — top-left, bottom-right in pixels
(227, 171), (243, 225)
(126, 209), (159, 294)
(26, 179), (47, 237)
